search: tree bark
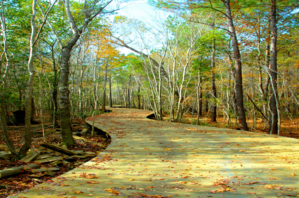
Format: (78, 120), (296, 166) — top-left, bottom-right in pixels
(128, 75), (131, 108)
(91, 61), (99, 136)
(0, 3), (20, 159)
(1, 91), (19, 159)
(51, 43), (59, 128)
(19, 0), (57, 157)
(59, 42), (77, 146)
(19, 0), (38, 157)
(0, 164), (40, 179)
(137, 82), (141, 109)
(109, 76), (112, 107)
(197, 71), (202, 125)
(59, 0), (113, 146)
(223, 0), (248, 130)
(211, 32), (217, 122)
(205, 94), (209, 113)
(269, 0), (278, 134)
(102, 60), (108, 111)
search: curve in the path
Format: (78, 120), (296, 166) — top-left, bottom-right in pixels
(14, 108), (299, 198)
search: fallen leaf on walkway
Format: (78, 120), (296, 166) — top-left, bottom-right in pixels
(104, 188), (120, 195)
(86, 180), (100, 184)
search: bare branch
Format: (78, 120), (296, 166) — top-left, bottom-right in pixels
(189, 18), (231, 34)
(110, 34), (170, 83)
(37, 1), (62, 48)
(81, 0), (114, 32)
(63, 0), (80, 35)
(34, 0), (58, 46)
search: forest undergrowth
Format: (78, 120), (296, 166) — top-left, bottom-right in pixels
(167, 113), (299, 139)
(0, 115), (111, 198)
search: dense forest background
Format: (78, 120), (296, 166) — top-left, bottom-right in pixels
(0, 0), (299, 159)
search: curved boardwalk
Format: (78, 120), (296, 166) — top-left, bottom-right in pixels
(14, 108), (299, 197)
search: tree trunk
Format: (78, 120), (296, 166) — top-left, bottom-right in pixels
(1, 91), (19, 159)
(223, 0), (248, 130)
(205, 94), (209, 114)
(59, 45), (76, 146)
(269, 0), (279, 135)
(59, 0), (114, 146)
(199, 86), (203, 117)
(109, 76), (112, 108)
(20, 0), (57, 155)
(128, 75), (131, 108)
(50, 42), (59, 128)
(102, 60), (108, 112)
(211, 32), (217, 122)
(19, 0), (38, 157)
(0, 3), (20, 159)
(197, 69), (203, 118)
(38, 71), (46, 141)
(264, 21), (271, 119)
(159, 57), (163, 120)
(91, 63), (99, 136)
(137, 82), (141, 109)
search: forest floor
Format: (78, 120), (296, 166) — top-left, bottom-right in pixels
(0, 117), (111, 198)
(168, 113), (299, 139)
(12, 108), (299, 198)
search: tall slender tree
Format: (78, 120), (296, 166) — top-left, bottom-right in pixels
(269, 0), (278, 134)
(59, 0), (116, 146)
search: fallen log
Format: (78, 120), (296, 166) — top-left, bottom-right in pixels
(34, 156), (63, 164)
(39, 148), (53, 154)
(40, 143), (77, 156)
(73, 150), (84, 155)
(36, 154), (54, 160)
(81, 128), (89, 134)
(61, 154), (75, 161)
(28, 173), (45, 178)
(29, 171), (56, 178)
(74, 138), (86, 145)
(32, 124), (53, 131)
(0, 164), (40, 179)
(72, 155), (91, 159)
(30, 167), (60, 173)
(62, 160), (71, 166)
(73, 136), (87, 141)
(20, 149), (40, 162)
(0, 151), (11, 160)
(50, 160), (62, 166)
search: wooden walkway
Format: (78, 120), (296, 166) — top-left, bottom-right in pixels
(14, 108), (299, 197)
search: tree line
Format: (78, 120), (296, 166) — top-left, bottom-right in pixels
(0, 0), (298, 160)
